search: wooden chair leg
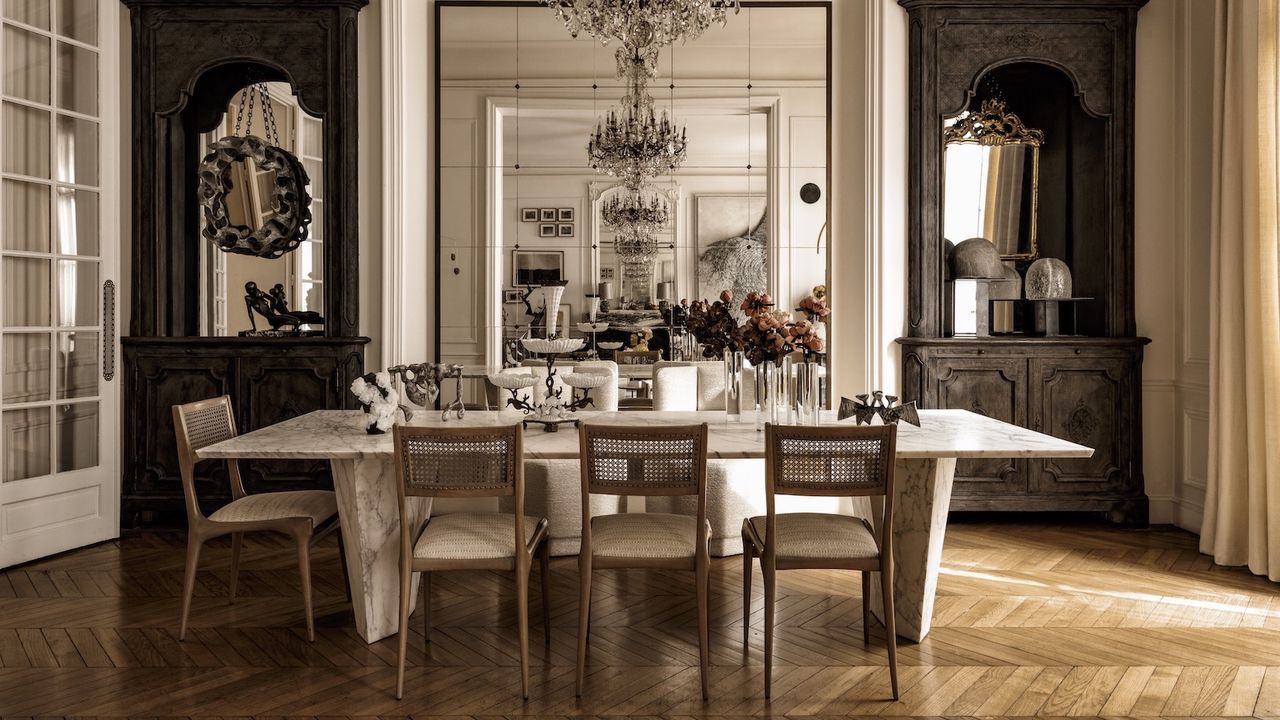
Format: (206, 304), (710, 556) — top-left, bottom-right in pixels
(763, 563), (776, 699)
(539, 539), (552, 646)
(575, 555), (592, 697)
(395, 565), (412, 700)
(696, 558), (710, 701)
(420, 571), (431, 643)
(179, 535), (204, 642)
(861, 571), (872, 646)
(337, 530), (352, 602)
(228, 532), (242, 605)
(517, 563), (531, 700)
(880, 566), (899, 701)
(741, 532), (753, 647)
(295, 532), (315, 642)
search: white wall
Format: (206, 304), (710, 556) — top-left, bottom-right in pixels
(1134, 0), (1213, 529)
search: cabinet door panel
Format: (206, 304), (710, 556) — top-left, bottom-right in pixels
(935, 356), (1027, 494)
(235, 355), (339, 492)
(1029, 356), (1131, 494)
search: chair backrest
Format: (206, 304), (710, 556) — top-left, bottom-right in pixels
(393, 424), (522, 499)
(652, 362), (699, 411)
(616, 350), (661, 365)
(765, 423), (897, 499)
(172, 396), (244, 523)
(573, 360), (620, 412)
(579, 423), (708, 498)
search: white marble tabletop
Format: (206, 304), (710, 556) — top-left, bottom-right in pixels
(198, 409), (1093, 462)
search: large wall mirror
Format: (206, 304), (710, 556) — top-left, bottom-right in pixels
(197, 82), (325, 337)
(435, 0), (831, 369)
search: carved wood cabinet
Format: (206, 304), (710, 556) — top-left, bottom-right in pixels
(899, 339), (1148, 522)
(121, 0), (370, 526)
(898, 0), (1149, 525)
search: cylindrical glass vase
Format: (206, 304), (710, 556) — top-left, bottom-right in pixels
(755, 360), (790, 430)
(723, 350), (745, 422)
(795, 358), (822, 426)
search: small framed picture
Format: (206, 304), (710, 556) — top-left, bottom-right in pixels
(556, 304), (572, 332)
(512, 249), (564, 286)
(521, 208), (539, 222)
(502, 289), (521, 303)
(539, 208), (556, 222)
(558, 208), (574, 222)
(538, 223), (556, 237)
(600, 266), (615, 281)
(557, 223), (574, 237)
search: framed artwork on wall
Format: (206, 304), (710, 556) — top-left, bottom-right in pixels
(502, 289), (521, 303)
(557, 223), (574, 237)
(540, 208), (556, 222)
(694, 194), (768, 303)
(512, 249), (564, 286)
(521, 208), (539, 222)
(558, 208), (574, 222)
(538, 223), (556, 237)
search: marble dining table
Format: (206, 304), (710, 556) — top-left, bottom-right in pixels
(198, 408), (1091, 644)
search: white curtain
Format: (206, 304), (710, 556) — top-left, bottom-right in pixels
(1202, 0), (1280, 581)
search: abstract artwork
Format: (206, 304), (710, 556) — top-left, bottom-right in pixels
(695, 194), (768, 307)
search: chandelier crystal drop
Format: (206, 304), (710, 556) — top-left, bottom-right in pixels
(601, 188), (671, 236)
(542, 0), (741, 69)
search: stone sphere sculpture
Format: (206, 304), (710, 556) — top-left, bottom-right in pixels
(950, 237), (1006, 279)
(1025, 257), (1073, 299)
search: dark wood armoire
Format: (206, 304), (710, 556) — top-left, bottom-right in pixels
(896, 0), (1150, 525)
(121, 0), (370, 526)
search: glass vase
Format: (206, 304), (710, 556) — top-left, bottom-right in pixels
(755, 359), (790, 430)
(723, 350), (744, 422)
(795, 358), (822, 426)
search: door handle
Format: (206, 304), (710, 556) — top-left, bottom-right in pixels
(103, 279), (116, 381)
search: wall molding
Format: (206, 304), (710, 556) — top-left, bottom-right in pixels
(381, 0), (404, 366)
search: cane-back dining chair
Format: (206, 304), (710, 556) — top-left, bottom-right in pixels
(392, 423), (551, 700)
(576, 422), (712, 699)
(742, 423), (899, 700)
(172, 396), (343, 642)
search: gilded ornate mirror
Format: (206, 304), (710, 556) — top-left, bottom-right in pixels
(942, 98), (1043, 261)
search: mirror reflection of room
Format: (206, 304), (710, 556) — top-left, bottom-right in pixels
(437, 3), (830, 369)
(198, 81), (325, 337)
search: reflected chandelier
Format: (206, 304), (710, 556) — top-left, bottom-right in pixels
(587, 102), (688, 180)
(542, 0), (740, 73)
(601, 188), (670, 237)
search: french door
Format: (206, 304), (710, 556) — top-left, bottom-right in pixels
(0, 0), (119, 567)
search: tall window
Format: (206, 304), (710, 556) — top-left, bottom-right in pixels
(1, 0), (102, 482)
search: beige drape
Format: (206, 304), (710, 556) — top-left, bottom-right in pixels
(1203, 0), (1280, 581)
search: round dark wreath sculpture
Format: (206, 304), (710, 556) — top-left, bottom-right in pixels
(198, 134), (313, 258)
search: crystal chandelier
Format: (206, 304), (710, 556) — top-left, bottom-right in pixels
(615, 226), (659, 261)
(587, 102), (688, 180)
(542, 0), (740, 74)
(601, 187), (670, 236)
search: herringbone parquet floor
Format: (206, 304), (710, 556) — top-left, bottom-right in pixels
(0, 517), (1278, 718)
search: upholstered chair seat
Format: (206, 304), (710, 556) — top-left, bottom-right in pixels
(590, 512), (710, 559)
(744, 513), (879, 560)
(413, 512), (546, 561)
(209, 490), (337, 526)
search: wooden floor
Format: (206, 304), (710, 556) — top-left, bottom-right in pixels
(1, 517), (1278, 718)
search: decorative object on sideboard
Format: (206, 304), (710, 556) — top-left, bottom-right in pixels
(198, 85), (312, 258)
(839, 392), (921, 428)
(1024, 257), (1073, 299)
(597, 281), (614, 314)
(949, 237), (1007, 279)
(350, 372), (403, 434)
(388, 363), (466, 421)
(489, 337), (601, 432)
(242, 281), (324, 336)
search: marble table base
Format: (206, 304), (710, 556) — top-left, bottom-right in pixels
(867, 457), (957, 643)
(331, 458), (432, 643)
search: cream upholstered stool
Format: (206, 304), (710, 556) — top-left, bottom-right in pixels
(392, 424), (550, 700)
(172, 396), (343, 642)
(742, 423), (899, 700)
(501, 361), (624, 556)
(575, 422), (712, 699)
(648, 360), (763, 555)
